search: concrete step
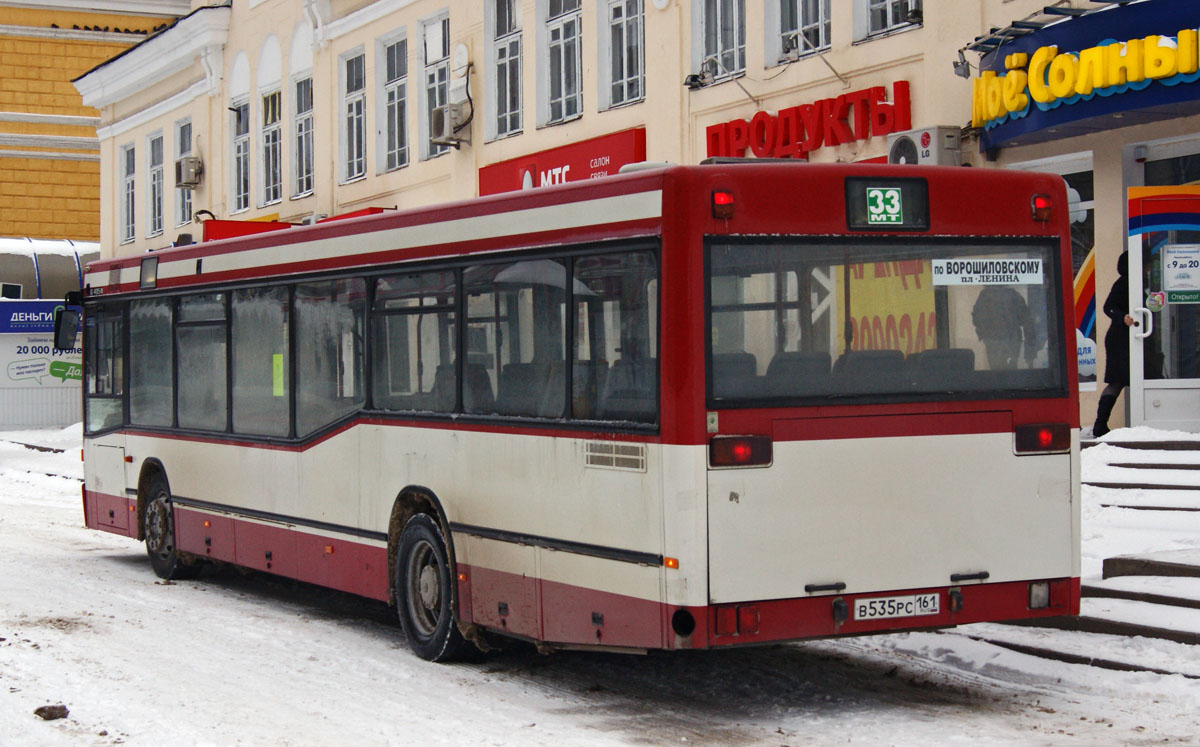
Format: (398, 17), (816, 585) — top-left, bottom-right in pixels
(1103, 549), (1200, 579)
(1006, 597), (1200, 645)
(959, 623), (1200, 679)
(1084, 481), (1200, 491)
(1108, 462), (1200, 471)
(1086, 485), (1200, 511)
(1082, 576), (1200, 610)
(1082, 440), (1200, 451)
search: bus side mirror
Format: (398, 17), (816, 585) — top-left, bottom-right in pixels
(54, 307), (80, 351)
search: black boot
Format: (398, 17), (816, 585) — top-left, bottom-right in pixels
(1093, 393), (1117, 438)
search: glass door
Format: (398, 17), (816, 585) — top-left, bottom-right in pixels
(1128, 146), (1200, 431)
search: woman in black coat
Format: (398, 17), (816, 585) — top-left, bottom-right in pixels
(1093, 252), (1133, 437)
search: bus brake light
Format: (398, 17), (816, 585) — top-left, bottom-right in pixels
(1014, 424), (1070, 454)
(709, 435), (772, 467)
(712, 190), (735, 219)
(1031, 194), (1053, 221)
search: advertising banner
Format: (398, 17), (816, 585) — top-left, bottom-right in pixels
(0, 301), (81, 390)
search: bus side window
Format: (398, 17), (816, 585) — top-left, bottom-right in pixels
(574, 250), (658, 423)
(371, 271), (456, 413)
(176, 293), (228, 432)
(85, 308), (125, 433)
(231, 286), (290, 437)
(129, 298), (174, 427)
(296, 278), (366, 436)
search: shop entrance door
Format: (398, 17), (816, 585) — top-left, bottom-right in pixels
(1128, 185), (1200, 431)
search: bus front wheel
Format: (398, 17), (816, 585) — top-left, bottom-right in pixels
(395, 513), (471, 661)
(143, 474), (194, 580)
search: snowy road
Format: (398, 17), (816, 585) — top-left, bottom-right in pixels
(2, 428), (1199, 746)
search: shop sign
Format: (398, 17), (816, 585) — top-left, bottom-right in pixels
(1, 300), (61, 334)
(974, 30), (1200, 130)
(705, 81), (911, 160)
(972, 0), (1200, 149)
(478, 128), (646, 196)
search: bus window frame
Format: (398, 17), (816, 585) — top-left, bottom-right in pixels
(79, 238), (663, 443)
(703, 234), (1069, 410)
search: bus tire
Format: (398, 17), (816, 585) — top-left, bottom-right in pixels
(143, 474), (194, 580)
(395, 513), (470, 661)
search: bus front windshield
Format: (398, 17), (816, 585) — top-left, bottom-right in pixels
(707, 239), (1066, 403)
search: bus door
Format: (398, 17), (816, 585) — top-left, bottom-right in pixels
(1128, 187), (1200, 431)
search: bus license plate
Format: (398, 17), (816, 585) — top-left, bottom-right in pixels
(853, 593), (940, 621)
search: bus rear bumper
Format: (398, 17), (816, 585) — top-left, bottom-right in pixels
(677, 577), (1080, 649)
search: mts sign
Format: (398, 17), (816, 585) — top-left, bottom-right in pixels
(706, 81), (912, 159)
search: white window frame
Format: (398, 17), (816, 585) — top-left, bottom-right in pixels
(600, 0), (643, 110)
(292, 75), (314, 198)
(539, 0), (582, 126)
(421, 13), (450, 160)
(174, 118), (192, 227)
(767, 0), (830, 65)
(692, 0), (745, 82)
(854, 0), (920, 41)
(146, 132), (163, 237)
(486, 0), (522, 141)
(231, 99), (250, 213)
(260, 89), (282, 206)
(340, 49), (367, 182)
(119, 143), (135, 243)
(375, 30), (409, 173)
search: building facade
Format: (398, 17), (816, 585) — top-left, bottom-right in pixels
(0, 1), (187, 241)
(76, 0), (1200, 431)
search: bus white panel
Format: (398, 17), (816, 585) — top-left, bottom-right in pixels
(706, 432), (1075, 604)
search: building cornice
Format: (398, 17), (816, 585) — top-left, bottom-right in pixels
(2, 1), (190, 17)
(0, 24), (147, 43)
(325, 0), (417, 44)
(96, 78), (208, 140)
(73, 5), (230, 109)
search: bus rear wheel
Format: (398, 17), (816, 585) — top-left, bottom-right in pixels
(395, 513), (471, 661)
(143, 474), (194, 580)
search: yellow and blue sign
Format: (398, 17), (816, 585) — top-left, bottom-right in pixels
(973, 0), (1200, 150)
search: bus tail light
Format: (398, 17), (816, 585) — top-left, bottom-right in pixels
(709, 435), (772, 467)
(1031, 194), (1053, 221)
(712, 190), (735, 219)
(1014, 423), (1070, 454)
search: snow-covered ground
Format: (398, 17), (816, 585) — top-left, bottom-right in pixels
(2, 426), (1199, 745)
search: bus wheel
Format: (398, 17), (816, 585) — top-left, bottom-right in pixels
(395, 513), (470, 661)
(143, 475), (193, 580)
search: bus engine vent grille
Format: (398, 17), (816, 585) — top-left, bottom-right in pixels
(585, 442), (647, 472)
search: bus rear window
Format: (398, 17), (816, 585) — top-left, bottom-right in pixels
(707, 239), (1065, 404)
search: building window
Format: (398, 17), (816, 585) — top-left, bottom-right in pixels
(495, 0), (522, 137)
(703, 0), (745, 79)
(175, 119), (192, 226)
(120, 144), (135, 242)
(383, 37), (409, 171)
(294, 77), (314, 196)
(147, 134), (163, 237)
(424, 16), (450, 158)
(261, 90), (282, 204)
(606, 0), (643, 107)
(232, 101), (250, 212)
(343, 52), (367, 180)
(865, 0), (920, 37)
(547, 0), (582, 123)
(782, 0), (830, 57)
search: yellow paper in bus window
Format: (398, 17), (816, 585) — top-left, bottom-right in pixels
(273, 354), (284, 397)
(836, 260), (935, 356)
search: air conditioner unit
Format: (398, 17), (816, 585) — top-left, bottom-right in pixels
(175, 156), (203, 188)
(431, 103), (469, 148)
(887, 127), (962, 166)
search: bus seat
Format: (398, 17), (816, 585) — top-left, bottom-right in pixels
(462, 363), (496, 413)
(765, 351), (832, 396)
(832, 350), (906, 393)
(599, 358), (656, 422)
(430, 364), (456, 411)
(909, 348), (975, 391)
(535, 360), (566, 418)
(571, 360), (609, 419)
(711, 351), (759, 398)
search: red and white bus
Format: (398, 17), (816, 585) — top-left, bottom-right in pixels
(70, 162), (1080, 660)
